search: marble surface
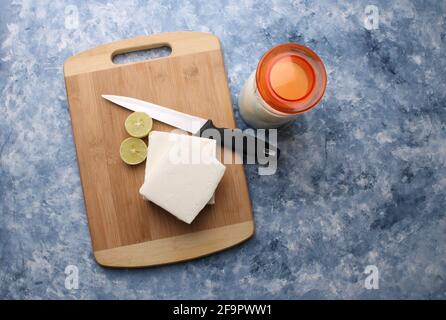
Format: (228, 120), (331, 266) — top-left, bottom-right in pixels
(0, 0), (445, 299)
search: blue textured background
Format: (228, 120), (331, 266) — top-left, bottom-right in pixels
(1, 0), (445, 299)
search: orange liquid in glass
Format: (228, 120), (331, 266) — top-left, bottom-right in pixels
(256, 43), (326, 114)
(269, 56), (315, 101)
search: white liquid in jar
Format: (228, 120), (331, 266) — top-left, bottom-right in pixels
(238, 71), (297, 128)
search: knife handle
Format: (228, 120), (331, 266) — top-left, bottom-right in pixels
(197, 120), (280, 163)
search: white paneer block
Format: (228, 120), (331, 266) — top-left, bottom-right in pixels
(142, 131), (216, 204)
(139, 131), (226, 224)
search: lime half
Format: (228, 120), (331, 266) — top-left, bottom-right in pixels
(120, 137), (147, 165)
(125, 112), (153, 138)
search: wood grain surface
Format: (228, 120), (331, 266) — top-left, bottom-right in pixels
(64, 32), (254, 267)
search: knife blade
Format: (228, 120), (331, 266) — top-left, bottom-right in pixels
(102, 94), (280, 161)
(102, 95), (207, 134)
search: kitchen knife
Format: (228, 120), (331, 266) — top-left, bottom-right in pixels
(102, 95), (280, 162)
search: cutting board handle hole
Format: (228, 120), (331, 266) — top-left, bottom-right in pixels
(112, 45), (172, 64)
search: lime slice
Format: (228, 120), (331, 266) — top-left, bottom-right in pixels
(120, 137), (147, 165)
(125, 112), (153, 138)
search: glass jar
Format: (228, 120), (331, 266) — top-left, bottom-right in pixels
(238, 43), (327, 128)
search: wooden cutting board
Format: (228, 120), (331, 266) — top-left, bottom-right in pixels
(63, 32), (254, 267)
